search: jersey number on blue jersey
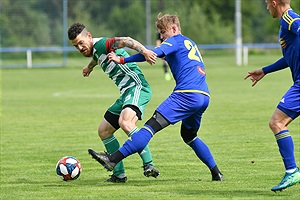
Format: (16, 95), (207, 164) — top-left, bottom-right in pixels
(184, 40), (203, 63)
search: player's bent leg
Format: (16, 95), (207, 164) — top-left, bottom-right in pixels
(96, 117), (126, 182)
(91, 111), (170, 174)
(120, 107), (160, 178)
(269, 108), (293, 134)
(101, 135), (126, 182)
(118, 107), (139, 133)
(269, 108), (299, 191)
(180, 125), (224, 181)
(88, 128), (153, 172)
(120, 110), (170, 159)
(127, 127), (160, 178)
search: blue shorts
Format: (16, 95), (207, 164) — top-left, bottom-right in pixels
(277, 83), (300, 119)
(156, 92), (210, 130)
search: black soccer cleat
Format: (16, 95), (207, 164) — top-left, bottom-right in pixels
(88, 148), (116, 171)
(143, 164), (160, 178)
(105, 174), (127, 183)
(211, 165), (224, 181)
(212, 172), (224, 181)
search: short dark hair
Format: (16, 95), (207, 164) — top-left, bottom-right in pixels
(68, 23), (85, 40)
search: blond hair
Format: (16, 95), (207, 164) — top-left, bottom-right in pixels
(155, 13), (181, 32)
(276, 0), (290, 5)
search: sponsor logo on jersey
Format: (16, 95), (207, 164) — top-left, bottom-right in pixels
(197, 66), (206, 75)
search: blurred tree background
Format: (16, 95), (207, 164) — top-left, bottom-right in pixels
(1, 0), (299, 48)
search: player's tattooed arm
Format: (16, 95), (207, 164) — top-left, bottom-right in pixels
(106, 37), (157, 65)
(87, 59), (97, 69)
(115, 37), (157, 64)
(82, 59), (97, 77)
(113, 37), (147, 54)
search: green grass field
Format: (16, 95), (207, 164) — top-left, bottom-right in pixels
(1, 52), (299, 199)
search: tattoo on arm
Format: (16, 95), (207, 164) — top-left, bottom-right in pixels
(87, 59), (97, 69)
(114, 37), (145, 53)
(112, 39), (121, 50)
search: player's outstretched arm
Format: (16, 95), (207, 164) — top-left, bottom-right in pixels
(244, 69), (265, 87)
(245, 57), (288, 86)
(107, 51), (147, 64)
(82, 59), (97, 77)
(107, 37), (146, 53)
(107, 37), (156, 64)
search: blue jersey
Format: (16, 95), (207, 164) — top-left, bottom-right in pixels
(157, 34), (209, 94)
(279, 9), (300, 83)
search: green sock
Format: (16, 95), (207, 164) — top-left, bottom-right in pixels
(102, 135), (125, 176)
(128, 127), (154, 166)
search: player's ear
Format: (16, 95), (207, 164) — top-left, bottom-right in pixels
(87, 32), (92, 39)
(172, 25), (177, 33)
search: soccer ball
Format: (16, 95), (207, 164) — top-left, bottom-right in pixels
(56, 156), (82, 181)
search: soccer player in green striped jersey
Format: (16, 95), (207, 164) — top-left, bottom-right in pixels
(68, 23), (159, 183)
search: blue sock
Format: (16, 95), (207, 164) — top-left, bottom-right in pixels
(119, 125), (153, 157)
(189, 137), (216, 169)
(128, 127), (154, 166)
(275, 130), (296, 170)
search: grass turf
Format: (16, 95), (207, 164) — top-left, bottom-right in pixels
(1, 52), (299, 199)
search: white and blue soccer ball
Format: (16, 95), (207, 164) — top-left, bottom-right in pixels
(56, 156), (82, 181)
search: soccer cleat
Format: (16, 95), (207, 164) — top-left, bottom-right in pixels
(104, 174), (127, 183)
(212, 172), (224, 181)
(271, 168), (300, 192)
(88, 149), (116, 171)
(143, 164), (160, 178)
(210, 165), (224, 181)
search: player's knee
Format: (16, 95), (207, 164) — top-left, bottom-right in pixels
(145, 111), (170, 133)
(119, 105), (140, 133)
(98, 126), (107, 139)
(98, 125), (114, 140)
(119, 119), (135, 134)
(268, 119), (282, 134)
(180, 124), (198, 144)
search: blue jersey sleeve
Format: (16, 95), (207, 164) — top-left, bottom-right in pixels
(124, 53), (145, 63)
(158, 37), (178, 55)
(152, 48), (165, 58)
(123, 48), (165, 63)
(262, 57), (288, 74)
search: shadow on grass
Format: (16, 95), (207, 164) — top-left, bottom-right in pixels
(170, 189), (292, 198)
(8, 177), (296, 199)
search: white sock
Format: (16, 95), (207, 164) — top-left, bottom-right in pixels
(286, 168), (297, 174)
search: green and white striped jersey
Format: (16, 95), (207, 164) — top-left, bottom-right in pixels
(92, 37), (150, 95)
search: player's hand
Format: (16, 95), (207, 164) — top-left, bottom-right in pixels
(142, 49), (157, 65)
(107, 52), (121, 64)
(244, 69), (265, 87)
(82, 66), (93, 77)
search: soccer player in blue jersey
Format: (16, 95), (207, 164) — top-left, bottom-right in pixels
(156, 32), (171, 81)
(245, 0), (300, 192)
(88, 13), (224, 181)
